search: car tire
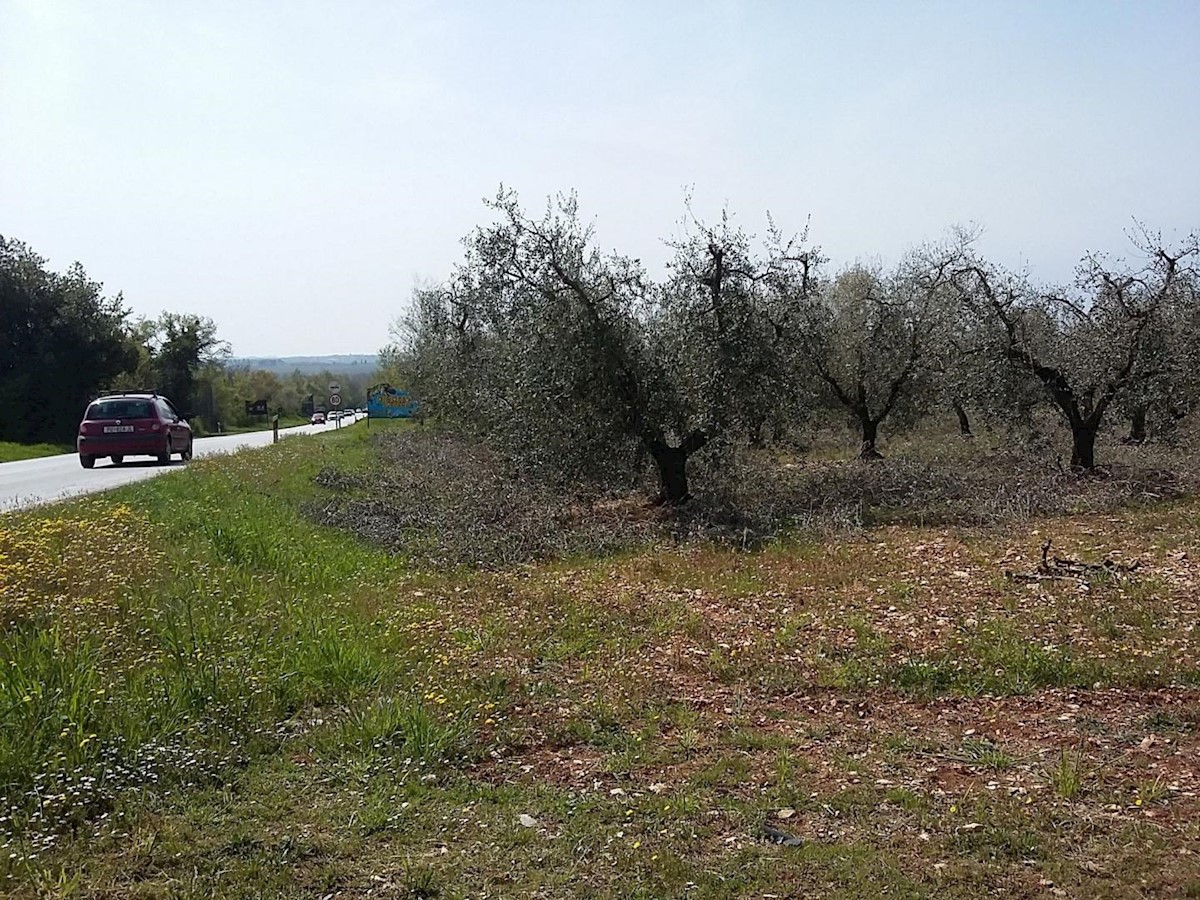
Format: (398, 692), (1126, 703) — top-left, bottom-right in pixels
(80, 454), (95, 469)
(180, 440), (193, 462)
(158, 439), (171, 465)
(111, 455), (124, 465)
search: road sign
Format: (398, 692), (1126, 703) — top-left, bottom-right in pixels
(329, 393), (342, 408)
(328, 382), (340, 393)
(367, 384), (420, 418)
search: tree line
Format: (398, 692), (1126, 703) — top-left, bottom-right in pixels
(202, 366), (372, 429)
(0, 236), (369, 443)
(395, 190), (1200, 504)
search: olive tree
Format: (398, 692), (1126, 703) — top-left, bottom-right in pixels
(952, 229), (1198, 469)
(778, 242), (964, 458)
(931, 296), (1046, 441)
(404, 190), (818, 503)
(1117, 261), (1200, 443)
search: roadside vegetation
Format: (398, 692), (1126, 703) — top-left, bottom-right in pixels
(208, 414), (311, 436)
(2, 421), (1199, 897)
(0, 442), (72, 464)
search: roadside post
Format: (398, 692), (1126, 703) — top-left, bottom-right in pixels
(272, 414), (279, 444)
(329, 382), (342, 429)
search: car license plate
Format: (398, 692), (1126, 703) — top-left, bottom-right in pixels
(103, 425), (134, 433)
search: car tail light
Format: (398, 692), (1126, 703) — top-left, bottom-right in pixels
(151, 422), (161, 431)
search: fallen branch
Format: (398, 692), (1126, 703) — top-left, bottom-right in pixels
(1004, 539), (1140, 584)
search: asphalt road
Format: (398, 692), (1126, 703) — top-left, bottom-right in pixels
(0, 413), (364, 513)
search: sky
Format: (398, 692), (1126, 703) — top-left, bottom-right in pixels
(2, 1), (1198, 357)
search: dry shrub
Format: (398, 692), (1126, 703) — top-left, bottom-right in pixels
(310, 429), (1200, 568)
(689, 446), (1193, 539)
(307, 431), (666, 568)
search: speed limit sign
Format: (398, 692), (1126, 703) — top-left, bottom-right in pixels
(329, 393), (342, 408)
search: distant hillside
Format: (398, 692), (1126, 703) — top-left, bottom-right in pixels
(228, 355), (378, 375)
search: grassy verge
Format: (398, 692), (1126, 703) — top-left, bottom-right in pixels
(209, 415), (311, 435)
(1, 426), (1199, 896)
(0, 442), (73, 463)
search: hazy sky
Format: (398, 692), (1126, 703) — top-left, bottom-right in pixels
(3, 1), (1198, 356)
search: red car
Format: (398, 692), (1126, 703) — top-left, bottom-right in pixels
(77, 393), (194, 469)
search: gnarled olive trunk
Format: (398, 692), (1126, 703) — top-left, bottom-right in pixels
(859, 417), (883, 460)
(1069, 424), (1099, 470)
(647, 432), (707, 505)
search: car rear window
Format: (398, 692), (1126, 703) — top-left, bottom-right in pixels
(87, 399), (156, 419)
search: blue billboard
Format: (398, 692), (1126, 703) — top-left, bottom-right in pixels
(367, 384), (420, 418)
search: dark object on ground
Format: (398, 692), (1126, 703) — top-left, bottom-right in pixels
(1006, 539), (1141, 584)
(761, 825), (804, 847)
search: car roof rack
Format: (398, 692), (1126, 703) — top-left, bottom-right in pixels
(92, 390), (159, 399)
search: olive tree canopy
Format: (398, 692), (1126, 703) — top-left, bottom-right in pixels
(778, 240), (966, 458)
(404, 190), (819, 503)
(952, 228), (1199, 469)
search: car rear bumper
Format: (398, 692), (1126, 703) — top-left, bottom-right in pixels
(77, 435), (171, 457)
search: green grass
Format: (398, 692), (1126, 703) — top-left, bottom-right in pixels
(211, 414), (312, 435)
(886, 621), (1105, 696)
(0, 441), (72, 462)
(1051, 750), (1084, 800)
(2, 425), (1199, 896)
